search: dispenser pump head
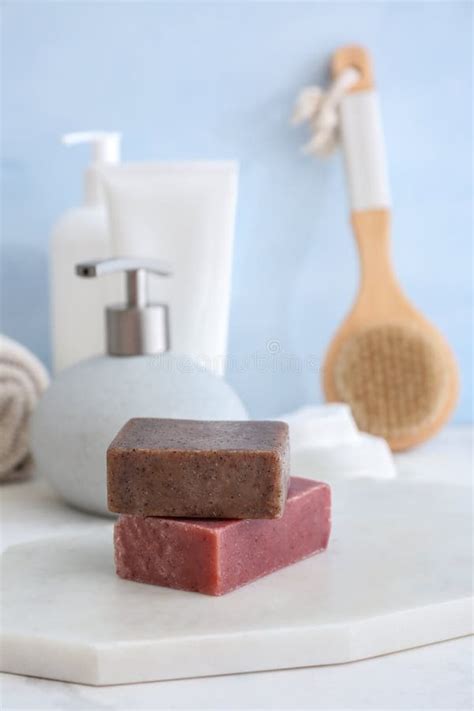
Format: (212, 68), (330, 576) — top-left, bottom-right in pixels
(62, 131), (122, 206)
(76, 258), (171, 356)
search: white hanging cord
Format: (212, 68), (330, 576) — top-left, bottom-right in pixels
(291, 67), (361, 156)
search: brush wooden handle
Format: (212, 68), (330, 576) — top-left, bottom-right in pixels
(351, 209), (406, 317)
(332, 46), (390, 213)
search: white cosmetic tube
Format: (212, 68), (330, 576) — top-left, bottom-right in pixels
(101, 162), (238, 376)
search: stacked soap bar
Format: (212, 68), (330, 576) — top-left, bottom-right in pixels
(108, 418), (290, 519)
(108, 418), (331, 595)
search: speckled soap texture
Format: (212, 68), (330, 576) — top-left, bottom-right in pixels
(107, 418), (290, 519)
(114, 477), (331, 595)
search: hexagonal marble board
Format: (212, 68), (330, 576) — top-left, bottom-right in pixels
(1, 480), (472, 686)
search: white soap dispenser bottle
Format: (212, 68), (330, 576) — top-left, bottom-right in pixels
(32, 258), (248, 517)
(50, 131), (122, 373)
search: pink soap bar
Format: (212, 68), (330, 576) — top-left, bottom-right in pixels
(114, 477), (331, 595)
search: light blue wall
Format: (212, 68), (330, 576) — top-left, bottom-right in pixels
(2, 1), (472, 420)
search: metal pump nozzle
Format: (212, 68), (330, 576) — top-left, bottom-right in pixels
(76, 257), (172, 356)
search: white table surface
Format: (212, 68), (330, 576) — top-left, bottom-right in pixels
(1, 426), (473, 710)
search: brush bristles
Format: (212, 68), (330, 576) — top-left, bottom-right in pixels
(333, 323), (450, 442)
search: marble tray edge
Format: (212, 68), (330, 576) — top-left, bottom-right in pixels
(1, 597), (472, 686)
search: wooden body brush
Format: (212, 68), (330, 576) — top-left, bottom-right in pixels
(322, 46), (459, 451)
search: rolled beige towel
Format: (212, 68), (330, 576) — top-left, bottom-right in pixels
(0, 335), (49, 480)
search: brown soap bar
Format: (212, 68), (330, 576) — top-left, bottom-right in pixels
(107, 418), (290, 518)
(114, 477), (331, 595)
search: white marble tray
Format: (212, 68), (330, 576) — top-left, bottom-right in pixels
(1, 480), (472, 686)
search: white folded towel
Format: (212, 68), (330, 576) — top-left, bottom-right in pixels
(0, 335), (49, 480)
